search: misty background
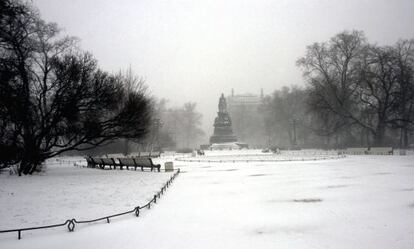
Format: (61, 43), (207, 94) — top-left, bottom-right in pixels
(33, 0), (414, 142)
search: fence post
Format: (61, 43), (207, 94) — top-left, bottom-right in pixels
(67, 219), (75, 232)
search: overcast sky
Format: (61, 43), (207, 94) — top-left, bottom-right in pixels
(33, 0), (414, 138)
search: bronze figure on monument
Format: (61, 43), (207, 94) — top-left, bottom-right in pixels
(209, 94), (238, 144)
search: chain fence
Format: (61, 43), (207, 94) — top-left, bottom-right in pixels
(0, 169), (180, 240)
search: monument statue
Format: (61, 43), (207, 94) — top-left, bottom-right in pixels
(210, 94), (237, 144)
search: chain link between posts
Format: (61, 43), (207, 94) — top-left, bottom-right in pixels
(0, 169), (180, 240)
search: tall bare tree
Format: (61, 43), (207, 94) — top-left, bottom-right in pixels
(0, 1), (152, 174)
(297, 30), (366, 146)
(298, 30), (414, 147)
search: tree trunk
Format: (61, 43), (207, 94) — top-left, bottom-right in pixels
(19, 141), (43, 175)
(373, 123), (386, 147)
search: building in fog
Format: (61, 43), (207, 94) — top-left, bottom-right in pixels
(226, 89), (265, 147)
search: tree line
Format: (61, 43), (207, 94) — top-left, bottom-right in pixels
(0, 0), (152, 174)
(261, 31), (414, 149)
(153, 99), (205, 151)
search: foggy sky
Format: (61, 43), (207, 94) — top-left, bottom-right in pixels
(33, 0), (414, 139)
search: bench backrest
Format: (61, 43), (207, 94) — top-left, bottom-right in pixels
(101, 158), (115, 165)
(118, 158), (135, 166)
(135, 157), (152, 167)
(91, 157), (101, 164)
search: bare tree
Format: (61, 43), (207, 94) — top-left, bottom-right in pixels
(156, 101), (204, 149)
(391, 40), (414, 148)
(261, 86), (310, 148)
(182, 102), (204, 148)
(297, 30), (366, 147)
(357, 45), (400, 146)
(298, 30), (414, 147)
(117, 66), (147, 155)
(0, 1), (152, 174)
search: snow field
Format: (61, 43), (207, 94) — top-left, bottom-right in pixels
(1, 154), (414, 248)
(0, 157), (174, 231)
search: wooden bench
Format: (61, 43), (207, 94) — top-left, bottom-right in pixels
(96, 158), (118, 169)
(368, 147), (393, 155)
(89, 157), (102, 168)
(88, 157), (160, 171)
(118, 158), (138, 170)
(85, 157), (98, 168)
(134, 157), (161, 172)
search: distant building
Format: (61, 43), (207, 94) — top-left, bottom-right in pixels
(226, 89), (266, 147)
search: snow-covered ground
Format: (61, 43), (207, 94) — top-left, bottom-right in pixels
(177, 149), (343, 162)
(1, 153), (414, 248)
(0, 157), (174, 230)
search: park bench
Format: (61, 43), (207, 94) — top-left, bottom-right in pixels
(90, 157), (104, 168)
(118, 157), (138, 170)
(368, 147), (393, 155)
(134, 157), (161, 172)
(86, 156), (160, 171)
(98, 158), (118, 169)
(85, 157), (98, 168)
(345, 148), (368, 155)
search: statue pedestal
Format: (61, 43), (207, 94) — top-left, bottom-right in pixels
(209, 93), (237, 144)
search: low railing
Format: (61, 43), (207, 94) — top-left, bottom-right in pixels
(0, 169), (180, 240)
(175, 155), (346, 163)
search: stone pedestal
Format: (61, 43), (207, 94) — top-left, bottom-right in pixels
(209, 94), (237, 144)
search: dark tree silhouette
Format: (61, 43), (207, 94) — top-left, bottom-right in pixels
(0, 0), (152, 174)
(297, 31), (414, 147)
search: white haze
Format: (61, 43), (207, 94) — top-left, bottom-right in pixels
(33, 0), (414, 140)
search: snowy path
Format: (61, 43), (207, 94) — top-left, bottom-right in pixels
(2, 156), (414, 248)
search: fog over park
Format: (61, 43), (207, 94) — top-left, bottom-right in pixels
(3, 1), (414, 248)
(33, 0), (414, 136)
